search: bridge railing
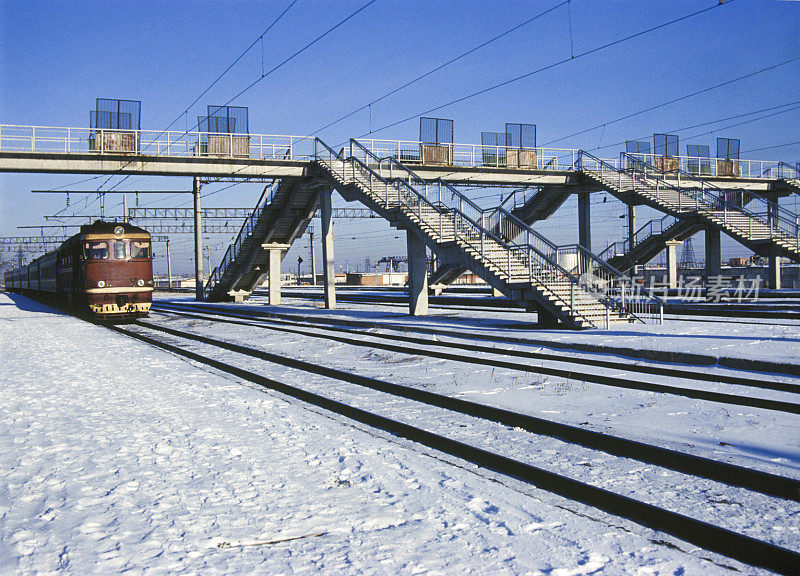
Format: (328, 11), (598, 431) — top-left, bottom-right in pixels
(0, 124), (316, 161)
(203, 180), (281, 299)
(619, 152), (800, 249)
(354, 138), (585, 171)
(776, 161), (800, 180)
(326, 139), (662, 325)
(620, 151), (781, 180)
(580, 149), (800, 253)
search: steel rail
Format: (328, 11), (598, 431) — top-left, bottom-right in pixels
(135, 314), (800, 500)
(108, 321), (800, 575)
(151, 302), (800, 399)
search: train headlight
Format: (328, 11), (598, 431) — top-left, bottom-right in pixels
(137, 279), (145, 287)
(114, 226), (125, 237)
(97, 280), (105, 288)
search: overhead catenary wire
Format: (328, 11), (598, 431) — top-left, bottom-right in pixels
(310, 0), (568, 136)
(359, 0), (733, 137)
(544, 55), (800, 146)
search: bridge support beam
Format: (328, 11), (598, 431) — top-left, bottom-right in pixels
(407, 231), (429, 316)
(320, 188), (336, 309)
(705, 227), (721, 278)
(578, 190), (591, 251)
(193, 177), (203, 301)
(664, 240), (682, 289)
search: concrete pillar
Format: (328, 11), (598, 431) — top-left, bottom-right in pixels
(704, 226), (721, 278)
(767, 193), (781, 289)
(407, 231), (429, 315)
(268, 248), (282, 305)
(320, 188), (336, 309)
(627, 204), (636, 274)
(578, 190), (591, 251)
(768, 250), (781, 290)
(193, 177), (203, 301)
(664, 240), (681, 289)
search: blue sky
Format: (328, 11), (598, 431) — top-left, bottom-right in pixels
(1, 0), (799, 274)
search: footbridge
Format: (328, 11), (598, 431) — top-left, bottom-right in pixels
(2, 123), (797, 324)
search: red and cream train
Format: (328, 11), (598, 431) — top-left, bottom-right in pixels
(4, 221), (153, 319)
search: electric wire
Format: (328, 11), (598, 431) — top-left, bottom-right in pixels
(310, 0), (568, 135)
(359, 0), (732, 137)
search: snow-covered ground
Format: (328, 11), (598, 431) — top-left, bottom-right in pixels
(1, 292), (798, 574)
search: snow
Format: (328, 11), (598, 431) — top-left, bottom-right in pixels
(1, 291), (798, 574)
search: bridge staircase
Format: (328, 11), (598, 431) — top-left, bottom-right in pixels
(506, 185), (573, 224)
(314, 139), (661, 328)
(775, 162), (800, 196)
(203, 178), (320, 302)
(579, 151), (800, 262)
(599, 215), (700, 272)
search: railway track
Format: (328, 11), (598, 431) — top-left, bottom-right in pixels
(108, 318), (800, 575)
(265, 289), (800, 325)
(151, 302), (800, 414)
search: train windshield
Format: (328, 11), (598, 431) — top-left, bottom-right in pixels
(113, 240), (126, 259)
(130, 241), (151, 259)
(84, 241), (109, 260)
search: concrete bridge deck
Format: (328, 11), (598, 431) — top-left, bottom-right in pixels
(0, 125), (792, 191)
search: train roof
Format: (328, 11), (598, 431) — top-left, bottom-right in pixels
(79, 221), (150, 236)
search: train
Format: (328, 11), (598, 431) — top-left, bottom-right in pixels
(4, 221), (154, 319)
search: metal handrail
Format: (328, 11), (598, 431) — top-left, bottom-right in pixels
(0, 124), (316, 161)
(618, 151), (800, 248)
(617, 150), (783, 180)
(203, 180), (280, 298)
(318, 138), (662, 325)
(777, 162), (800, 180)
(581, 150), (800, 251)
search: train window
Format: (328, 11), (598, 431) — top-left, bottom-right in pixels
(130, 241), (151, 259)
(113, 240), (126, 259)
(84, 241), (109, 260)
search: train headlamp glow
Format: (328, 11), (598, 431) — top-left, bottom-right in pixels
(97, 280), (106, 288)
(137, 279), (145, 287)
(114, 226), (124, 237)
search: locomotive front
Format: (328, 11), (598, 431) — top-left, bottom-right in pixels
(82, 223), (153, 318)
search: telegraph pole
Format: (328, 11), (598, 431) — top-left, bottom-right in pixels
(193, 177), (203, 300)
(165, 237), (173, 289)
(309, 226), (317, 286)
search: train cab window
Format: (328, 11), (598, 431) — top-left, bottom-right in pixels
(130, 241), (151, 259)
(113, 240), (126, 259)
(84, 241), (109, 260)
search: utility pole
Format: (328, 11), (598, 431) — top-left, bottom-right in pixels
(309, 226), (316, 286)
(204, 245), (212, 278)
(165, 237), (173, 289)
(297, 256), (303, 285)
(123, 194), (128, 223)
(193, 177), (203, 300)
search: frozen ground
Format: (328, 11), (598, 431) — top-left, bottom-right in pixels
(1, 291), (799, 574)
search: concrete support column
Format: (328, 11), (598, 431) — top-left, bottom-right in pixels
(704, 226), (721, 278)
(766, 192), (781, 289)
(578, 190), (591, 251)
(768, 251), (781, 290)
(664, 240), (682, 289)
(320, 188), (336, 309)
(268, 248), (282, 305)
(193, 177), (203, 301)
(407, 231), (429, 316)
